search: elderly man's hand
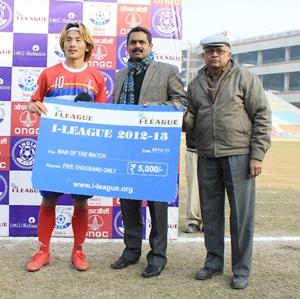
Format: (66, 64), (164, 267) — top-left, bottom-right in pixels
(250, 159), (263, 177)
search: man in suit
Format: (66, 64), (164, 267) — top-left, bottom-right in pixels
(111, 26), (187, 278)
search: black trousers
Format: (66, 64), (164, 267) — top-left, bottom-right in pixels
(120, 199), (168, 267)
(198, 154), (255, 277)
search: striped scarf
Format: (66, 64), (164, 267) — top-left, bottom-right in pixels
(119, 52), (154, 105)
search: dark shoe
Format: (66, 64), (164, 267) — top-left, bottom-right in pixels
(141, 264), (165, 278)
(231, 275), (248, 289)
(184, 223), (200, 233)
(111, 256), (139, 270)
(195, 267), (223, 280)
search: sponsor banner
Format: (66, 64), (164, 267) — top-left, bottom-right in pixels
(11, 101), (40, 136)
(48, 0), (83, 34)
(0, 67), (12, 101)
(11, 67), (42, 101)
(87, 205), (112, 238)
(9, 205), (39, 236)
(10, 136), (37, 170)
(116, 36), (128, 69)
(83, 2), (117, 36)
(53, 205), (73, 237)
(117, 4), (150, 36)
(0, 171), (9, 204)
(151, 4), (182, 39)
(118, 0), (150, 4)
(0, 0), (14, 32)
(153, 37), (182, 69)
(0, 32), (13, 66)
(88, 196), (113, 206)
(0, 137), (10, 171)
(1, 0), (182, 238)
(0, 205), (9, 236)
(32, 98), (183, 201)
(13, 33), (48, 67)
(101, 70), (115, 103)
(47, 33), (65, 66)
(13, 0), (49, 34)
(144, 206), (178, 240)
(0, 101), (11, 135)
(111, 205), (146, 239)
(167, 206), (178, 239)
(9, 171), (41, 205)
(89, 36), (116, 70)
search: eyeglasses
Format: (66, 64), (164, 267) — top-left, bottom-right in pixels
(204, 48), (229, 55)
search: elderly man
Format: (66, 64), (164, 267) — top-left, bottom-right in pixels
(187, 34), (272, 289)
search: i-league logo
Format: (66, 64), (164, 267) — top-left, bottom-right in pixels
(90, 8), (111, 26)
(152, 8), (179, 37)
(18, 70), (40, 93)
(0, 175), (8, 202)
(0, 1), (13, 30)
(12, 138), (36, 169)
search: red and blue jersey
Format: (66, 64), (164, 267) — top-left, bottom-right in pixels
(32, 62), (107, 103)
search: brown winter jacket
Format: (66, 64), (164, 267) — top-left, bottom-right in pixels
(187, 60), (272, 161)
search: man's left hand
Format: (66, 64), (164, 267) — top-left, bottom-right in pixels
(250, 159), (263, 177)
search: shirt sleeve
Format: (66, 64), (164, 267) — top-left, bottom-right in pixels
(31, 69), (48, 102)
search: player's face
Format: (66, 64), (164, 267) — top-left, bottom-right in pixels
(127, 31), (153, 62)
(63, 30), (87, 63)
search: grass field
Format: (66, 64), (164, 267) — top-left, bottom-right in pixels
(0, 140), (299, 299)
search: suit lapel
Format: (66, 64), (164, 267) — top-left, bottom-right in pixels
(114, 69), (127, 103)
(140, 61), (157, 100)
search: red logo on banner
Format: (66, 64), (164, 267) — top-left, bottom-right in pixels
(87, 206), (112, 238)
(117, 5), (151, 36)
(11, 102), (40, 136)
(0, 137), (10, 170)
(152, 0), (182, 5)
(89, 36), (116, 70)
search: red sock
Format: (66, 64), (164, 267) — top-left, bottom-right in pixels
(37, 206), (56, 252)
(72, 207), (88, 252)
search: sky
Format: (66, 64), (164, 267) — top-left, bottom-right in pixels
(182, 0), (300, 43)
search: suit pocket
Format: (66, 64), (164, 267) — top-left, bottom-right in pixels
(143, 84), (167, 102)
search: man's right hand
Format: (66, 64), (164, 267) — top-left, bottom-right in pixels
(27, 101), (47, 115)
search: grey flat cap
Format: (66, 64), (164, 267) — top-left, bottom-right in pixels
(200, 34), (231, 48)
